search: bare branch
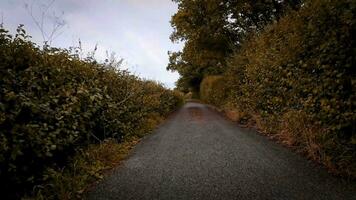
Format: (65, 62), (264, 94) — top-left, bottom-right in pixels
(23, 0), (66, 45)
(1, 11), (4, 27)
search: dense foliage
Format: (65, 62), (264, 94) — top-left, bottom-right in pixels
(0, 26), (183, 199)
(200, 0), (356, 177)
(200, 76), (227, 105)
(169, 0), (302, 93)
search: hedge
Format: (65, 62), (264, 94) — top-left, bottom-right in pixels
(200, 76), (227, 106)
(0, 26), (183, 199)
(203, 0), (356, 177)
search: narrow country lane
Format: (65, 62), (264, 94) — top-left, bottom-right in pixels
(87, 102), (356, 200)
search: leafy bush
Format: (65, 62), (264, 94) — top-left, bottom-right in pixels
(0, 26), (183, 199)
(200, 76), (228, 106)
(205, 0), (356, 177)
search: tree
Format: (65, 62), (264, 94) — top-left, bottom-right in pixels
(168, 0), (236, 93)
(168, 0), (302, 93)
(228, 0), (302, 34)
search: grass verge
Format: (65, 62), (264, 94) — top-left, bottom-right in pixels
(23, 115), (167, 200)
(210, 105), (356, 180)
(23, 138), (139, 200)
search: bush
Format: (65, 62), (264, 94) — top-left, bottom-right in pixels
(0, 26), (183, 199)
(205, 0), (356, 177)
(200, 76), (228, 106)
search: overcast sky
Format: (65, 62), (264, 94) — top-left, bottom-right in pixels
(0, 0), (182, 88)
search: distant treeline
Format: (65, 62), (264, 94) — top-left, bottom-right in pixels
(170, 0), (355, 178)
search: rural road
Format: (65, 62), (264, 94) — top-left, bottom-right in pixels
(87, 102), (356, 200)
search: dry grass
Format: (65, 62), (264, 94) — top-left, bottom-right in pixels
(25, 113), (169, 200)
(220, 103), (252, 126)
(224, 110), (241, 122)
(24, 138), (141, 200)
(219, 107), (355, 178)
(278, 111), (324, 161)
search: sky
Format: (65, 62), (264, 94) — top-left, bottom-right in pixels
(0, 0), (182, 88)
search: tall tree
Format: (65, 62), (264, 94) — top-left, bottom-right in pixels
(228, 0), (302, 34)
(168, 0), (235, 93)
(168, 0), (302, 92)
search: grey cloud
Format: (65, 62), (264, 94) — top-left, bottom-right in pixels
(0, 0), (182, 88)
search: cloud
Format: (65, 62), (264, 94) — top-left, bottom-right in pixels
(126, 0), (174, 7)
(124, 30), (165, 66)
(0, 0), (182, 88)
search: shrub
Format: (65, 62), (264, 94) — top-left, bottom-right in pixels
(0, 26), (183, 199)
(200, 76), (228, 106)
(205, 0), (356, 177)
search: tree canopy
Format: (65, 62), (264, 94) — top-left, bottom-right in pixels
(168, 0), (302, 92)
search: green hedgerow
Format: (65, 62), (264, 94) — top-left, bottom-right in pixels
(0, 26), (183, 199)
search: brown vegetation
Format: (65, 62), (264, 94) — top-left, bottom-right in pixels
(200, 0), (356, 178)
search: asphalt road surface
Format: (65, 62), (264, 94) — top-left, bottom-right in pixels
(87, 102), (356, 200)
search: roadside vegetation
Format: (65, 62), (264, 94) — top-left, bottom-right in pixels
(170, 0), (355, 178)
(0, 26), (183, 199)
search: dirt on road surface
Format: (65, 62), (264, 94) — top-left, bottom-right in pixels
(87, 102), (356, 200)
